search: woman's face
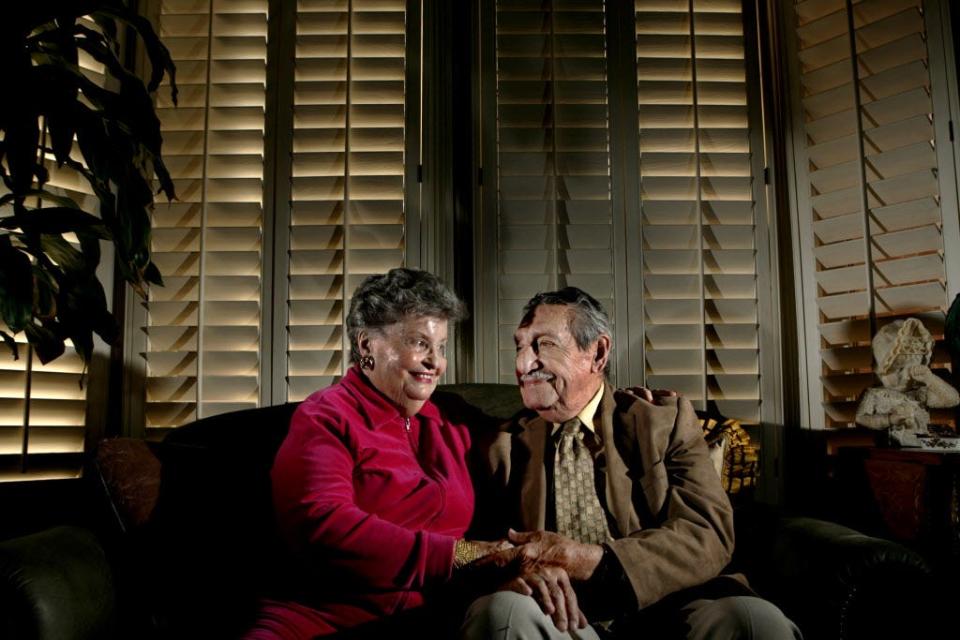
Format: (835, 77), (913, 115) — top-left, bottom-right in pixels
(357, 315), (448, 417)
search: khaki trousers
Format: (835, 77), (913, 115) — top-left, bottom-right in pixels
(460, 591), (802, 640)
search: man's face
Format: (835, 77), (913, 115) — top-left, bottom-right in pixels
(514, 304), (607, 423)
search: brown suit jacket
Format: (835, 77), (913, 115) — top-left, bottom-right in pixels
(471, 385), (736, 610)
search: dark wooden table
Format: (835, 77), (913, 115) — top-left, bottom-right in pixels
(857, 447), (960, 557)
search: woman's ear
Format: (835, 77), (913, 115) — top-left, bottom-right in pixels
(356, 330), (372, 356)
(593, 334), (611, 373)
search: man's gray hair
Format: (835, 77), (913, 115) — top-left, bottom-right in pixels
(519, 287), (613, 375)
(346, 268), (466, 363)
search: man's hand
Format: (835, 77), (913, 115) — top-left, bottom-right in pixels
(501, 564), (587, 632)
(622, 386), (677, 404)
(470, 530), (600, 630)
(506, 529), (604, 581)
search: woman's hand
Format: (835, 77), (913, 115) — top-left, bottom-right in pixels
(622, 386), (677, 404)
(500, 564), (587, 632)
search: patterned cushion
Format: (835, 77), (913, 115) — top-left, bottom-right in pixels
(699, 412), (759, 496)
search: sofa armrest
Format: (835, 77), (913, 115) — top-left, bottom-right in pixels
(763, 516), (934, 639)
(0, 526), (116, 640)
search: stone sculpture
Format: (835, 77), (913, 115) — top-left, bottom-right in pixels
(855, 318), (960, 447)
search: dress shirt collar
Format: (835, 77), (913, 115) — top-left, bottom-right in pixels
(341, 365), (442, 428)
(550, 381), (605, 436)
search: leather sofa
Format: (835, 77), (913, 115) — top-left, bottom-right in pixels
(0, 383), (940, 639)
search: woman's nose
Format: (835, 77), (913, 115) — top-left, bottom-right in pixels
(422, 345), (441, 368)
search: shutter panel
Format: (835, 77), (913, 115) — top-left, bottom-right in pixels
(788, 0), (952, 428)
(0, 334), (87, 481)
(494, 0), (616, 383)
(0, 17), (106, 481)
(637, 0), (761, 423)
(146, 0), (267, 432)
(286, 0), (408, 401)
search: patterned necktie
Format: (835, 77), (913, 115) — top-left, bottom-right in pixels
(554, 417), (611, 544)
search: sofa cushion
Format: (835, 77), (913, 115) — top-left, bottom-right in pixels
(95, 438), (161, 532)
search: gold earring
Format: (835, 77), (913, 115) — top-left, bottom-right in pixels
(359, 355), (374, 370)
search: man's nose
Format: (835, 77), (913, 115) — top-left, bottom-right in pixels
(516, 345), (536, 373)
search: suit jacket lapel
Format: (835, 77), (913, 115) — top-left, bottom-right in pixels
(599, 386), (641, 536)
(516, 414), (548, 530)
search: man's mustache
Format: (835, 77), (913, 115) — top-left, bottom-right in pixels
(519, 371), (554, 382)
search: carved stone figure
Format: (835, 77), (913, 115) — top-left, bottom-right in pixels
(855, 318), (960, 447)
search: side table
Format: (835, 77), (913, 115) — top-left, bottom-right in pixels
(859, 447), (960, 557)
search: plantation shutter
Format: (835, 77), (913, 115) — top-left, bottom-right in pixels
(0, 332), (86, 481)
(0, 17), (106, 481)
(146, 0), (267, 432)
(636, 0), (762, 423)
(491, 0), (617, 384)
(285, 0), (409, 402)
(786, 0), (955, 428)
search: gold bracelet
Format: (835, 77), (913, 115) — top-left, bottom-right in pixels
(453, 539), (487, 569)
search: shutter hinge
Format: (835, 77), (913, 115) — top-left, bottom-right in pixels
(763, 167), (770, 185)
(478, 167), (483, 186)
(950, 120), (955, 142)
(416, 164), (423, 183)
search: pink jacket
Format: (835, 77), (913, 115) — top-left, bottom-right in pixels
(262, 366), (474, 637)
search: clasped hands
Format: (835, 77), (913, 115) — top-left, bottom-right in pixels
(476, 529), (604, 632)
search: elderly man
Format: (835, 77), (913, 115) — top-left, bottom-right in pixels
(462, 287), (799, 639)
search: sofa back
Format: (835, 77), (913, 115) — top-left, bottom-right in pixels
(101, 382), (750, 637)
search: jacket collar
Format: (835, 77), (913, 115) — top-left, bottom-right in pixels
(341, 366), (442, 428)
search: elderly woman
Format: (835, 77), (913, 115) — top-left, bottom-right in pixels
(247, 268), (502, 639)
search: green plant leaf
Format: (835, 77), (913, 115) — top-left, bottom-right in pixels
(44, 17), (80, 166)
(152, 154), (176, 201)
(5, 23), (40, 197)
(0, 208), (110, 239)
(76, 227), (102, 271)
(93, 5), (177, 101)
(58, 274), (117, 363)
(90, 10), (118, 45)
(24, 322), (66, 365)
(32, 265), (58, 321)
(143, 261), (164, 287)
(5, 102), (41, 198)
(0, 330), (18, 361)
(0, 236), (34, 333)
(40, 234), (88, 274)
(0, 190), (80, 210)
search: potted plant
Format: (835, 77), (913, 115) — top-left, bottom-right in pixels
(0, 0), (175, 367)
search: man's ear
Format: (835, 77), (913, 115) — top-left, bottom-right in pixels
(592, 334), (611, 373)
